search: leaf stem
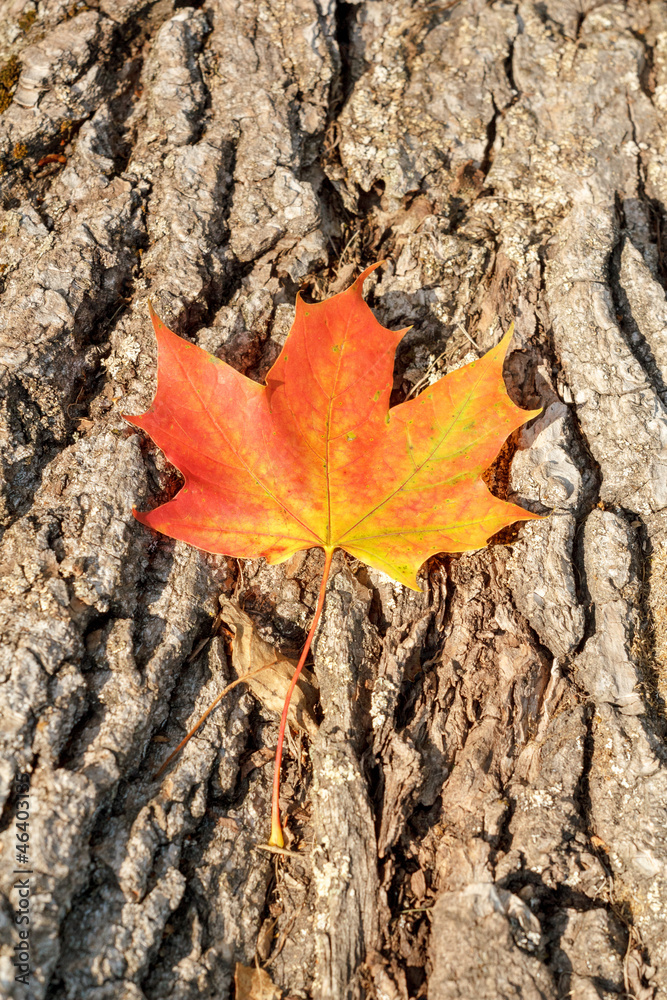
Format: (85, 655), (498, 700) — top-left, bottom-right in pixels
(268, 546), (335, 847)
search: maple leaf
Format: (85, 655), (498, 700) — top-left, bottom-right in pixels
(126, 264), (540, 588)
(126, 263), (542, 845)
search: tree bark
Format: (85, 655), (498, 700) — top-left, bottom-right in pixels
(0, 1), (666, 998)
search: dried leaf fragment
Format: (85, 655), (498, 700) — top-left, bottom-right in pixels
(221, 598), (319, 738)
(234, 962), (282, 1000)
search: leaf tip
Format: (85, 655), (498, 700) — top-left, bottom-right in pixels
(147, 299), (170, 341)
(355, 260), (386, 288)
(509, 505), (551, 530)
(498, 321), (515, 353)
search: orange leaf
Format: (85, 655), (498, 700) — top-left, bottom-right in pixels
(125, 264), (540, 590)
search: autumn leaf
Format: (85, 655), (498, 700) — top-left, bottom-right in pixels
(126, 263), (541, 845)
(126, 264), (539, 586)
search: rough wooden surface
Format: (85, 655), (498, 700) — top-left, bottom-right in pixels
(0, 1), (666, 998)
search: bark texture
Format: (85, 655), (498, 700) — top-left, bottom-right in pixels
(0, 1), (666, 998)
